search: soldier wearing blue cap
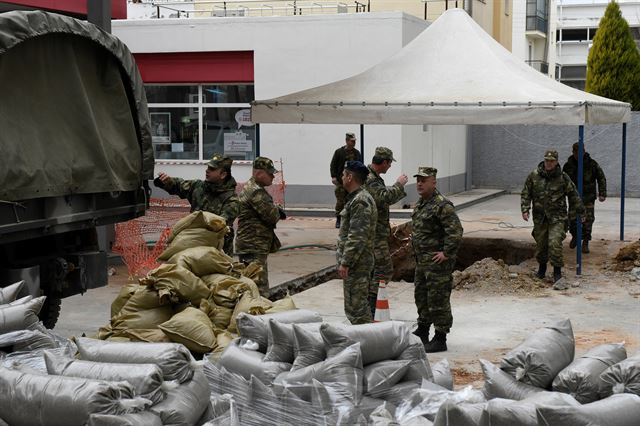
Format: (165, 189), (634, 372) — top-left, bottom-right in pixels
(336, 160), (377, 324)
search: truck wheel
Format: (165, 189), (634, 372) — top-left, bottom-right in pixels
(39, 297), (62, 329)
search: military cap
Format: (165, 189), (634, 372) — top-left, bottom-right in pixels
(344, 160), (368, 175)
(374, 146), (396, 161)
(413, 166), (437, 178)
(345, 132), (357, 140)
(253, 156), (277, 174)
(544, 150), (559, 161)
(207, 153), (232, 169)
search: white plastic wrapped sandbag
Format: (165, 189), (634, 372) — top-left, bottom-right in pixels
(552, 343), (627, 403)
(0, 280), (25, 304)
(397, 334), (434, 383)
(536, 393), (640, 426)
(433, 400), (486, 426)
(599, 352), (640, 397)
(0, 417), (8, 426)
(239, 376), (282, 426)
(368, 381), (421, 407)
(0, 366), (149, 426)
(395, 385), (486, 423)
(431, 358), (454, 391)
(292, 323), (326, 370)
(150, 369), (210, 426)
(86, 412), (163, 426)
(7, 295), (33, 306)
(0, 295), (45, 333)
(74, 337), (196, 383)
(273, 343), (363, 403)
(480, 359), (543, 400)
(364, 359), (412, 394)
(264, 320), (322, 363)
(500, 319), (575, 388)
(0, 329), (57, 352)
(218, 340), (292, 384)
(199, 394), (240, 426)
(320, 321), (412, 365)
(44, 352), (169, 405)
(235, 309), (322, 352)
(478, 391), (579, 426)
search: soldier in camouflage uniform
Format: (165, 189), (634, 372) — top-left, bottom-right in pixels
(521, 150), (585, 282)
(330, 132), (362, 228)
(364, 147), (408, 317)
(337, 160), (377, 325)
(563, 143), (607, 254)
(411, 167), (463, 353)
(154, 154), (239, 255)
(236, 157), (286, 296)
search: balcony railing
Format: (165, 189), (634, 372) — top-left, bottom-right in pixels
(526, 60), (549, 74)
(526, 0), (548, 33)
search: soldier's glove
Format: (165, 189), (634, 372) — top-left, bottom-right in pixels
(278, 206), (287, 220)
(153, 177), (164, 188)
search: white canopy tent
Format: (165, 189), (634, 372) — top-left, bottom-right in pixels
(251, 8), (632, 273)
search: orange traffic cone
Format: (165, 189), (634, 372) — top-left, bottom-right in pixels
(374, 280), (390, 322)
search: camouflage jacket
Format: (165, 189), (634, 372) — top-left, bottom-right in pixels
(156, 176), (239, 226)
(364, 166), (406, 242)
(521, 162), (585, 224)
(562, 153), (607, 204)
(330, 146), (362, 184)
(235, 177), (281, 255)
(337, 187), (377, 268)
(411, 190), (463, 268)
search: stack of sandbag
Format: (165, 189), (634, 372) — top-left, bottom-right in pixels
(158, 211), (229, 260)
(99, 249), (297, 355)
(203, 319), (443, 425)
(71, 337), (215, 425)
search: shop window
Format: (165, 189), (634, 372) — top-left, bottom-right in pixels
(146, 84), (256, 162)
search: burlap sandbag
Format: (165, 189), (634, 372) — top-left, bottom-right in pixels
(536, 393), (640, 426)
(199, 298), (233, 330)
(265, 293), (297, 313)
(140, 263), (209, 306)
(0, 366), (146, 426)
(236, 309), (323, 352)
(480, 359), (544, 400)
(0, 295), (45, 333)
(321, 321), (412, 366)
(218, 341), (291, 384)
(552, 343), (628, 403)
(228, 291), (274, 333)
(500, 319), (575, 388)
(110, 283), (139, 318)
(397, 334), (434, 383)
(111, 305), (174, 332)
(168, 246), (234, 277)
(124, 328), (171, 343)
(150, 369), (211, 426)
(203, 273), (261, 308)
(168, 210), (228, 242)
(44, 352), (167, 405)
(117, 287), (163, 314)
(599, 352), (640, 397)
(478, 391), (579, 426)
(0, 280), (25, 304)
(208, 330), (235, 361)
(75, 337), (196, 383)
(159, 307), (217, 354)
(159, 211), (228, 261)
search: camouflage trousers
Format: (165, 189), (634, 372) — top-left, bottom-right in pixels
(239, 253), (269, 297)
(414, 263), (453, 334)
(343, 261), (374, 325)
(569, 203), (595, 241)
(532, 220), (566, 267)
(369, 240), (393, 307)
(223, 229), (235, 256)
(334, 184), (348, 216)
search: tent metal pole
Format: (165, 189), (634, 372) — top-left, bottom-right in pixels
(577, 125), (584, 275)
(360, 124), (365, 160)
(620, 122), (627, 241)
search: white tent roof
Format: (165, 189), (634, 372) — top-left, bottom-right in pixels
(252, 9), (630, 126)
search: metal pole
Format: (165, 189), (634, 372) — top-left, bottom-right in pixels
(576, 125), (584, 275)
(620, 122), (627, 241)
(360, 124), (365, 161)
(424, 2), (427, 20)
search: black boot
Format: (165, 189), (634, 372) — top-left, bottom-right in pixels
(553, 266), (562, 282)
(335, 216), (341, 229)
(569, 235), (577, 249)
(425, 330), (448, 353)
(412, 323), (431, 345)
(582, 240), (590, 254)
(368, 295), (377, 319)
(536, 263), (547, 279)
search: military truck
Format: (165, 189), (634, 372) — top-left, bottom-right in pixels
(0, 10), (154, 328)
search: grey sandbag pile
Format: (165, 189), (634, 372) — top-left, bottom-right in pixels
(480, 359), (544, 400)
(536, 393), (640, 426)
(433, 400), (485, 426)
(431, 358), (454, 391)
(552, 343), (627, 403)
(0, 280), (25, 304)
(500, 318), (575, 388)
(477, 391), (579, 426)
(0, 295), (46, 333)
(599, 352), (640, 397)
(235, 309), (322, 352)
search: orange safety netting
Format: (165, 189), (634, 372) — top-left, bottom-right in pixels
(114, 169), (286, 277)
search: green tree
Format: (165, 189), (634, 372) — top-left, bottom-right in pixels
(586, 1), (640, 110)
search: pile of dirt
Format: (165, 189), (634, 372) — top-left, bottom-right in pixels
(612, 240), (640, 271)
(389, 221), (415, 282)
(453, 257), (548, 295)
